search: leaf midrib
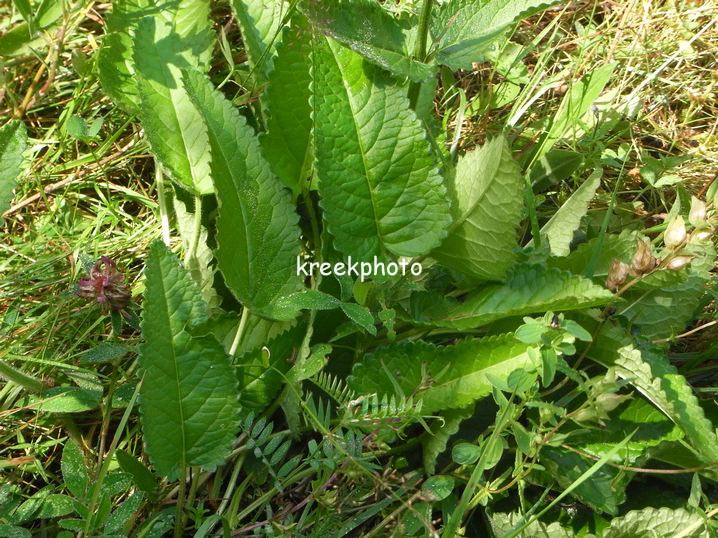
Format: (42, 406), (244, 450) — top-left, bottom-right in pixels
(325, 38), (385, 255)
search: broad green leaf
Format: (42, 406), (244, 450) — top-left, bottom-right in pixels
(302, 0), (434, 82)
(570, 398), (683, 464)
(139, 242), (239, 479)
(98, 0), (213, 112)
(313, 38), (451, 260)
(237, 325), (303, 412)
(531, 63), (616, 163)
(540, 169), (602, 256)
(491, 512), (574, 538)
(61, 442), (89, 500)
(183, 70), (303, 316)
(261, 17), (314, 193)
(134, 16), (213, 194)
(116, 450), (158, 498)
(604, 507), (707, 538)
(27, 387), (102, 413)
(612, 346), (718, 463)
(432, 136), (523, 281)
(231, 0), (287, 80)
(267, 289), (376, 335)
(412, 265), (614, 330)
(348, 335), (536, 414)
(0, 524), (31, 538)
(421, 475), (454, 502)
(435, 0), (559, 70)
(586, 322), (718, 464)
(549, 230), (637, 279)
(423, 406), (474, 474)
(0, 120), (27, 225)
(34, 494), (75, 519)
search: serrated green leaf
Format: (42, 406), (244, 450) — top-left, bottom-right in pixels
(261, 16), (314, 193)
(133, 16), (213, 195)
(612, 346), (718, 463)
(302, 0), (433, 82)
(435, 0), (559, 70)
(550, 230), (638, 279)
(348, 335), (535, 414)
(574, 398), (683, 464)
(61, 442), (89, 500)
(0, 120), (27, 225)
(604, 507), (708, 538)
(231, 0), (287, 80)
(423, 406), (474, 474)
(413, 265), (614, 330)
(313, 38), (450, 260)
(183, 69), (304, 316)
(540, 169), (602, 256)
(139, 241), (239, 479)
(98, 0), (212, 112)
(585, 320), (718, 464)
(432, 136), (524, 281)
(622, 243), (714, 339)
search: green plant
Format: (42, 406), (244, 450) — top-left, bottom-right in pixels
(3, 0), (718, 536)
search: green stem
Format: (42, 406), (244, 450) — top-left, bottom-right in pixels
(183, 195), (203, 265)
(174, 466), (187, 538)
(154, 161), (171, 246)
(229, 307), (251, 357)
(408, 0), (434, 108)
(444, 395), (516, 537)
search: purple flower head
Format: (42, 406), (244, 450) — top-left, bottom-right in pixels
(77, 256), (131, 312)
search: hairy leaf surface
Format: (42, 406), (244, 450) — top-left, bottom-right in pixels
(604, 507), (707, 538)
(432, 136), (524, 281)
(140, 242), (239, 479)
(348, 335), (535, 413)
(303, 0), (433, 81)
(0, 120), (27, 224)
(314, 38), (451, 260)
(183, 70), (303, 315)
(413, 265), (614, 330)
(586, 323), (718, 464)
(134, 16), (213, 194)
